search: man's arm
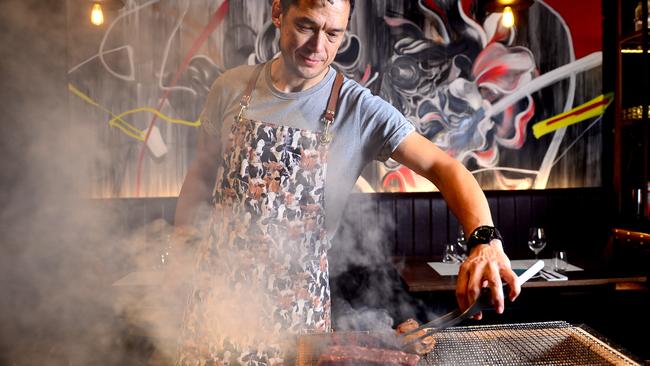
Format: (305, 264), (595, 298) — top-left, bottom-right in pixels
(159, 128), (221, 298)
(166, 128), (221, 282)
(391, 132), (521, 317)
(175, 129), (221, 228)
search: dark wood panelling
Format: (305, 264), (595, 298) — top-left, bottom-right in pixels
(395, 195), (414, 256)
(124, 199), (146, 232)
(336, 188), (613, 260)
(546, 193), (570, 251)
(333, 193), (360, 254)
(99, 188), (614, 261)
(448, 211), (460, 246)
(91, 197), (176, 239)
(513, 195), (532, 259)
(430, 198), (448, 257)
(358, 194), (377, 245)
(497, 195), (516, 255)
(413, 197), (431, 256)
(531, 193), (549, 228)
(161, 198), (177, 225)
(378, 196), (396, 254)
(486, 196), (499, 227)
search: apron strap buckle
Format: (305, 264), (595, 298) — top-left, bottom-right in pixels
(236, 104), (247, 122)
(320, 117), (333, 144)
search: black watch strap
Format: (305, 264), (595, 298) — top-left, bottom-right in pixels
(466, 225), (503, 253)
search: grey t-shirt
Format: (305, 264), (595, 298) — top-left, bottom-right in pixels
(201, 62), (415, 235)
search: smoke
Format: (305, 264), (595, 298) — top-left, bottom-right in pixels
(0, 1), (176, 364)
(330, 198), (438, 334)
(0, 1), (435, 364)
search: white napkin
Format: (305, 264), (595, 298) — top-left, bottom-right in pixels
(428, 258), (583, 276)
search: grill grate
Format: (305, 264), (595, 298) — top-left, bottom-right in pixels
(295, 322), (641, 366)
(421, 321), (640, 366)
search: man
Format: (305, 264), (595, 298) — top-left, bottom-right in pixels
(171, 0), (520, 364)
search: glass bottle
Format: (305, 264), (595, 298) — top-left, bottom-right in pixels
(635, 1), (650, 31)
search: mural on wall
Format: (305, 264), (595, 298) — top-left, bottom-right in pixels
(66, 0), (604, 197)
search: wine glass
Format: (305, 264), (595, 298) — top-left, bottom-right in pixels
(553, 250), (568, 272)
(455, 225), (467, 259)
(443, 243), (459, 263)
(527, 227), (547, 259)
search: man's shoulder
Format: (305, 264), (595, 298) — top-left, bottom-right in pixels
(223, 63), (259, 78)
(216, 63), (259, 88)
(339, 75), (371, 101)
(339, 76), (392, 110)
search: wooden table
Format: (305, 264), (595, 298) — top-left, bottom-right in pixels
(396, 258), (648, 293)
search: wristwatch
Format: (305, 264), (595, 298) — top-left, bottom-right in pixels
(466, 225), (503, 253)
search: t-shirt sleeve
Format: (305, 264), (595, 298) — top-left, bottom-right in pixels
(358, 90), (416, 162)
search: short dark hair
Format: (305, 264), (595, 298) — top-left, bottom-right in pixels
(279, 0), (355, 19)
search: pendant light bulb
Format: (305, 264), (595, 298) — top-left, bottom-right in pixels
(91, 3), (105, 26)
(501, 6), (515, 28)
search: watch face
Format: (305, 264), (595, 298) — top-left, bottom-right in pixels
(475, 227), (493, 240)
(471, 226), (501, 242)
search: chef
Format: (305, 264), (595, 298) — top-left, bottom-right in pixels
(170, 0), (520, 364)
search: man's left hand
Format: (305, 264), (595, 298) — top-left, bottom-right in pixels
(455, 240), (520, 319)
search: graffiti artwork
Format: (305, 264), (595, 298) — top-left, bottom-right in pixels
(67, 0), (603, 197)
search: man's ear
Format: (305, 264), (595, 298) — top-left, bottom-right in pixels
(271, 0), (282, 28)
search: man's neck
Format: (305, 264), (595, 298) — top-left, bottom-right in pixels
(270, 58), (329, 93)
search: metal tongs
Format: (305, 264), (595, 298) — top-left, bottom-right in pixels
(397, 260), (545, 351)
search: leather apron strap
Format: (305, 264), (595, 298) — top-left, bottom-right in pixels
(320, 71), (344, 144)
(237, 62), (345, 144)
(324, 71), (344, 123)
(236, 63), (265, 122)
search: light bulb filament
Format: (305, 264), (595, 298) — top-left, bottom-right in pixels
(91, 3), (104, 26)
(501, 6), (515, 28)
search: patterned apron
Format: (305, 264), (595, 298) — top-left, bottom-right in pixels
(177, 64), (344, 366)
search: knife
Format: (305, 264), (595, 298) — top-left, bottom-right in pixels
(540, 268), (568, 281)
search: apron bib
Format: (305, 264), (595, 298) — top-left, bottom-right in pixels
(177, 64), (344, 366)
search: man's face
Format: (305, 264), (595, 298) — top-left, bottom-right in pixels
(273, 0), (349, 83)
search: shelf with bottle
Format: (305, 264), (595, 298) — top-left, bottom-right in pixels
(635, 0), (650, 31)
(619, 24), (649, 56)
(620, 0), (650, 47)
(618, 119), (648, 223)
(619, 0), (649, 128)
(620, 29), (650, 48)
(615, 0), (650, 225)
(622, 104), (650, 126)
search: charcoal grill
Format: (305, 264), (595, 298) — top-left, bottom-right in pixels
(421, 321), (640, 365)
(296, 321), (641, 366)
